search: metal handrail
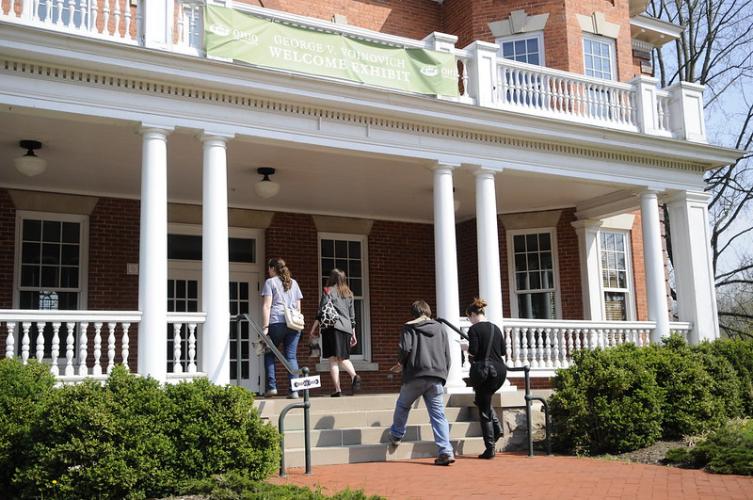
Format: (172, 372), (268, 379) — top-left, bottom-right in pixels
(436, 317), (552, 457)
(233, 313), (313, 476)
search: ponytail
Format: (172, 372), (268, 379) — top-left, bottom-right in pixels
(267, 258), (292, 291)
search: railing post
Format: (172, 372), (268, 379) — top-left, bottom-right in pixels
(462, 41), (499, 108)
(667, 81), (706, 143)
(629, 75), (659, 135)
(21, 0), (34, 21)
(142, 0), (171, 49)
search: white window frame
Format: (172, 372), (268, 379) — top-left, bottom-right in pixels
(506, 227), (562, 319)
(597, 229), (637, 321)
(496, 31), (546, 66)
(317, 232), (371, 363)
(13, 211), (89, 310)
(583, 33), (617, 81)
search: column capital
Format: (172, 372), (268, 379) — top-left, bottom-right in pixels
(638, 187), (665, 199)
(428, 161), (462, 173)
(139, 124), (174, 137)
(469, 165), (503, 177)
(200, 131), (235, 144)
(665, 190), (711, 206)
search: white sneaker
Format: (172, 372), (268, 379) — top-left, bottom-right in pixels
(287, 391), (300, 399)
(264, 389), (277, 397)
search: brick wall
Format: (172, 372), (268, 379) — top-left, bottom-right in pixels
(557, 208), (583, 319)
(630, 210), (648, 321)
(457, 218), (479, 309)
(0, 190), (15, 355)
(236, 0), (442, 40)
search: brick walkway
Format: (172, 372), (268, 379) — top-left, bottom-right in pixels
(270, 453), (753, 499)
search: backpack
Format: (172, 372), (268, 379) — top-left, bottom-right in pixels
(319, 289), (341, 328)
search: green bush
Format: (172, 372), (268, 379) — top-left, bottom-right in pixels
(665, 419), (753, 475)
(165, 378), (280, 481)
(549, 344), (663, 454)
(0, 359), (56, 498)
(645, 336), (726, 438)
(691, 342), (743, 419)
(700, 339), (753, 416)
(3, 365), (280, 499)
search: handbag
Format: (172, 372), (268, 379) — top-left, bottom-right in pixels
(272, 278), (305, 331)
(468, 323), (499, 388)
(319, 289), (341, 329)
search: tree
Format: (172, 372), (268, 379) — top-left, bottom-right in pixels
(649, 0), (753, 337)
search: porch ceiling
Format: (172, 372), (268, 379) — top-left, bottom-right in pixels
(0, 109), (623, 222)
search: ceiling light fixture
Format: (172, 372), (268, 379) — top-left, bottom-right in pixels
(254, 167), (280, 199)
(14, 140), (47, 177)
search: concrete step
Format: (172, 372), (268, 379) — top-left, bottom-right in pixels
(283, 438), (490, 467)
(255, 393), (441, 417)
(282, 421), (482, 449)
(270, 406), (473, 431)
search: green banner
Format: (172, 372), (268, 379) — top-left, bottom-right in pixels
(205, 5), (459, 97)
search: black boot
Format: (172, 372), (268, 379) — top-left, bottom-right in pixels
(478, 421), (496, 459)
(492, 412), (502, 443)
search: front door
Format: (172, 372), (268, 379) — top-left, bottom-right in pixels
(229, 271), (262, 392)
(167, 264), (263, 392)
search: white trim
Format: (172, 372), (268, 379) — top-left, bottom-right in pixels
(317, 232), (371, 362)
(495, 32), (545, 66)
(505, 227), (562, 319)
(167, 223), (265, 273)
(597, 229), (637, 321)
(13, 210), (89, 311)
(583, 33), (618, 81)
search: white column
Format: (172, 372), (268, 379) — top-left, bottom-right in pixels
(474, 167), (504, 325)
(640, 190), (670, 341)
(137, 125), (172, 383)
(432, 163), (464, 393)
(201, 133), (233, 386)
(572, 219), (604, 320)
(666, 191), (719, 342)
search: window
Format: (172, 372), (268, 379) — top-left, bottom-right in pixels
(497, 33), (544, 66)
(15, 212), (88, 357)
(318, 234), (369, 359)
(599, 231), (633, 320)
(508, 230), (560, 319)
(167, 234), (256, 263)
(583, 34), (616, 80)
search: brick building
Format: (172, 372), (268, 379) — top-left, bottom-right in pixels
(0, 0), (741, 396)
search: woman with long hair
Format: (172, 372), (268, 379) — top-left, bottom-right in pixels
(308, 268), (361, 397)
(261, 258), (304, 399)
(466, 298), (506, 459)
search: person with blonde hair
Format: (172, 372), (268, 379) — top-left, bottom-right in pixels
(261, 258), (303, 399)
(308, 268), (361, 397)
(466, 297), (507, 459)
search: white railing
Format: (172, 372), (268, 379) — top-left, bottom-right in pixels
(173, 0), (203, 55)
(0, 309), (141, 382)
(0, 309), (207, 382)
(166, 311), (205, 382)
(1, 0), (141, 44)
(656, 89), (671, 132)
(457, 318), (692, 376)
(496, 59), (637, 130)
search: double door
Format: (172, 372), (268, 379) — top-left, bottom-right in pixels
(167, 264), (262, 392)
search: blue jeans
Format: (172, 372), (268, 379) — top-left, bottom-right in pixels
(264, 322), (300, 392)
(390, 377), (454, 458)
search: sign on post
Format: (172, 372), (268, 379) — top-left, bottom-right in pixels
(290, 375), (322, 391)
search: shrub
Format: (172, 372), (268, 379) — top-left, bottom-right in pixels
(0, 359), (55, 498)
(165, 378), (280, 481)
(7, 365), (280, 499)
(549, 344), (663, 454)
(701, 339), (753, 416)
(665, 419), (753, 475)
(691, 341), (743, 419)
(643, 336), (725, 438)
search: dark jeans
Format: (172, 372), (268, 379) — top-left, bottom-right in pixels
(264, 322), (300, 392)
(473, 363), (506, 423)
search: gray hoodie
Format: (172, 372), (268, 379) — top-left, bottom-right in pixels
(398, 317), (451, 385)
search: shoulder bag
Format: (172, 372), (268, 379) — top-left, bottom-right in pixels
(319, 288), (341, 329)
(272, 278), (305, 331)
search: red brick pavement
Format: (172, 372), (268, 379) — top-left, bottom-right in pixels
(270, 453), (753, 500)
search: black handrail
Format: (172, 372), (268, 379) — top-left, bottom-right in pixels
(233, 313), (313, 476)
(436, 317), (552, 457)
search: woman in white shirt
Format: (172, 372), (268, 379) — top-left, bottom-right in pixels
(261, 257), (303, 399)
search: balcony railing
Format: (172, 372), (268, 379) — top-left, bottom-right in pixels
(0, 309), (206, 383)
(0, 0), (706, 142)
(458, 318), (692, 376)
